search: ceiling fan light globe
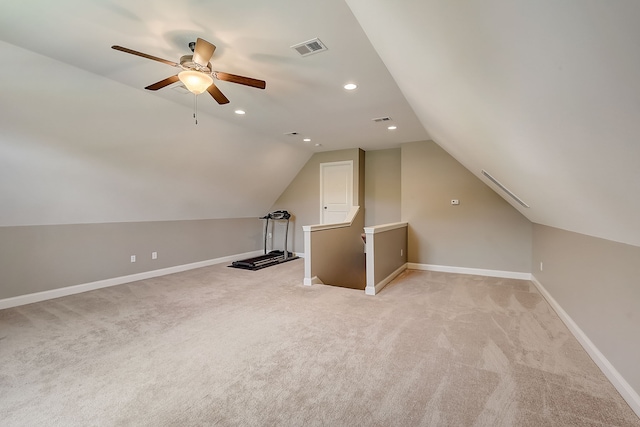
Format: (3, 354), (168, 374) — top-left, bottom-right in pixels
(178, 70), (213, 95)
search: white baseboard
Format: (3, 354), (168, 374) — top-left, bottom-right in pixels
(407, 263), (531, 281)
(303, 276), (324, 286)
(530, 275), (640, 418)
(0, 250), (264, 310)
(365, 263), (407, 296)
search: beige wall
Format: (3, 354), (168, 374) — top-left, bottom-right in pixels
(532, 224), (640, 395)
(271, 148), (364, 254)
(401, 140), (532, 273)
(0, 218), (262, 300)
(364, 148), (401, 226)
(309, 210), (366, 290)
(370, 225), (407, 287)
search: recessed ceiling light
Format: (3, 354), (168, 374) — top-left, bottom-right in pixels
(234, 109), (246, 115)
(303, 138), (311, 142)
(387, 125), (397, 130)
(343, 83), (357, 91)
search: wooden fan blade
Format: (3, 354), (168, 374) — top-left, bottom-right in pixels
(145, 75), (180, 91)
(192, 38), (216, 67)
(111, 45), (179, 67)
(214, 72), (266, 89)
(207, 82), (230, 104)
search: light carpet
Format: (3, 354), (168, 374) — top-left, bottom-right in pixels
(1, 259), (638, 426)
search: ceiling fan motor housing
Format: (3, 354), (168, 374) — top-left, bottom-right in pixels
(180, 55), (212, 73)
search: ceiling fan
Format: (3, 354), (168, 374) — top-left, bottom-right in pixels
(111, 38), (266, 105)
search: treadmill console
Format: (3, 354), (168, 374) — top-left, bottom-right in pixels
(262, 210), (291, 220)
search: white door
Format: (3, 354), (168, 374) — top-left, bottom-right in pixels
(320, 161), (353, 224)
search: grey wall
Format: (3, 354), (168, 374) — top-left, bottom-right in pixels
(0, 218), (262, 300)
(401, 140), (532, 273)
(532, 224), (640, 395)
(364, 148), (401, 226)
(270, 148), (364, 254)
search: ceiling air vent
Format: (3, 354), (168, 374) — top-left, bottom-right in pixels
(291, 38), (328, 57)
(372, 116), (392, 123)
(481, 170), (530, 208)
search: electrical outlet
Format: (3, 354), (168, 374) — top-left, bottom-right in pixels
(400, 249), (403, 256)
(152, 252), (157, 260)
(451, 199), (460, 205)
(268, 233), (272, 239)
(540, 262), (543, 271)
(130, 255), (136, 263)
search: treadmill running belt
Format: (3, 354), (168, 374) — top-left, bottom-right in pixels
(229, 251), (298, 271)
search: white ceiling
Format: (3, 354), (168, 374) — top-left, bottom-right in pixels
(346, 0), (640, 247)
(0, 0), (428, 227)
(1, 0), (640, 247)
(0, 0), (428, 151)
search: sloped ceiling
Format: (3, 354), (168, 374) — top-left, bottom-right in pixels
(2, 1), (639, 249)
(346, 0), (640, 247)
(0, 0), (428, 226)
(0, 40), (310, 225)
(0, 0), (427, 150)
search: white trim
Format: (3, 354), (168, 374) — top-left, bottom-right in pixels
(303, 227), (312, 285)
(530, 275), (640, 417)
(407, 263), (531, 280)
(365, 263), (407, 296)
(303, 206), (360, 232)
(0, 250), (263, 310)
(363, 221), (408, 234)
(303, 276), (324, 286)
(365, 230), (375, 292)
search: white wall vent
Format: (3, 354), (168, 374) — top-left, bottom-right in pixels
(372, 116), (392, 123)
(481, 170), (530, 208)
(291, 38), (328, 57)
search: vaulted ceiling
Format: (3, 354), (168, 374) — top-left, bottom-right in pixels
(345, 0), (640, 247)
(1, 1), (639, 247)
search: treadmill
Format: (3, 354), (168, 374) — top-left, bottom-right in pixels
(230, 210), (299, 270)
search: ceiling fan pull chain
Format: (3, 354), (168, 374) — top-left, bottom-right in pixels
(194, 93), (198, 125)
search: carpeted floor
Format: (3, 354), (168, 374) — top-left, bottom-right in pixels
(1, 259), (638, 426)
